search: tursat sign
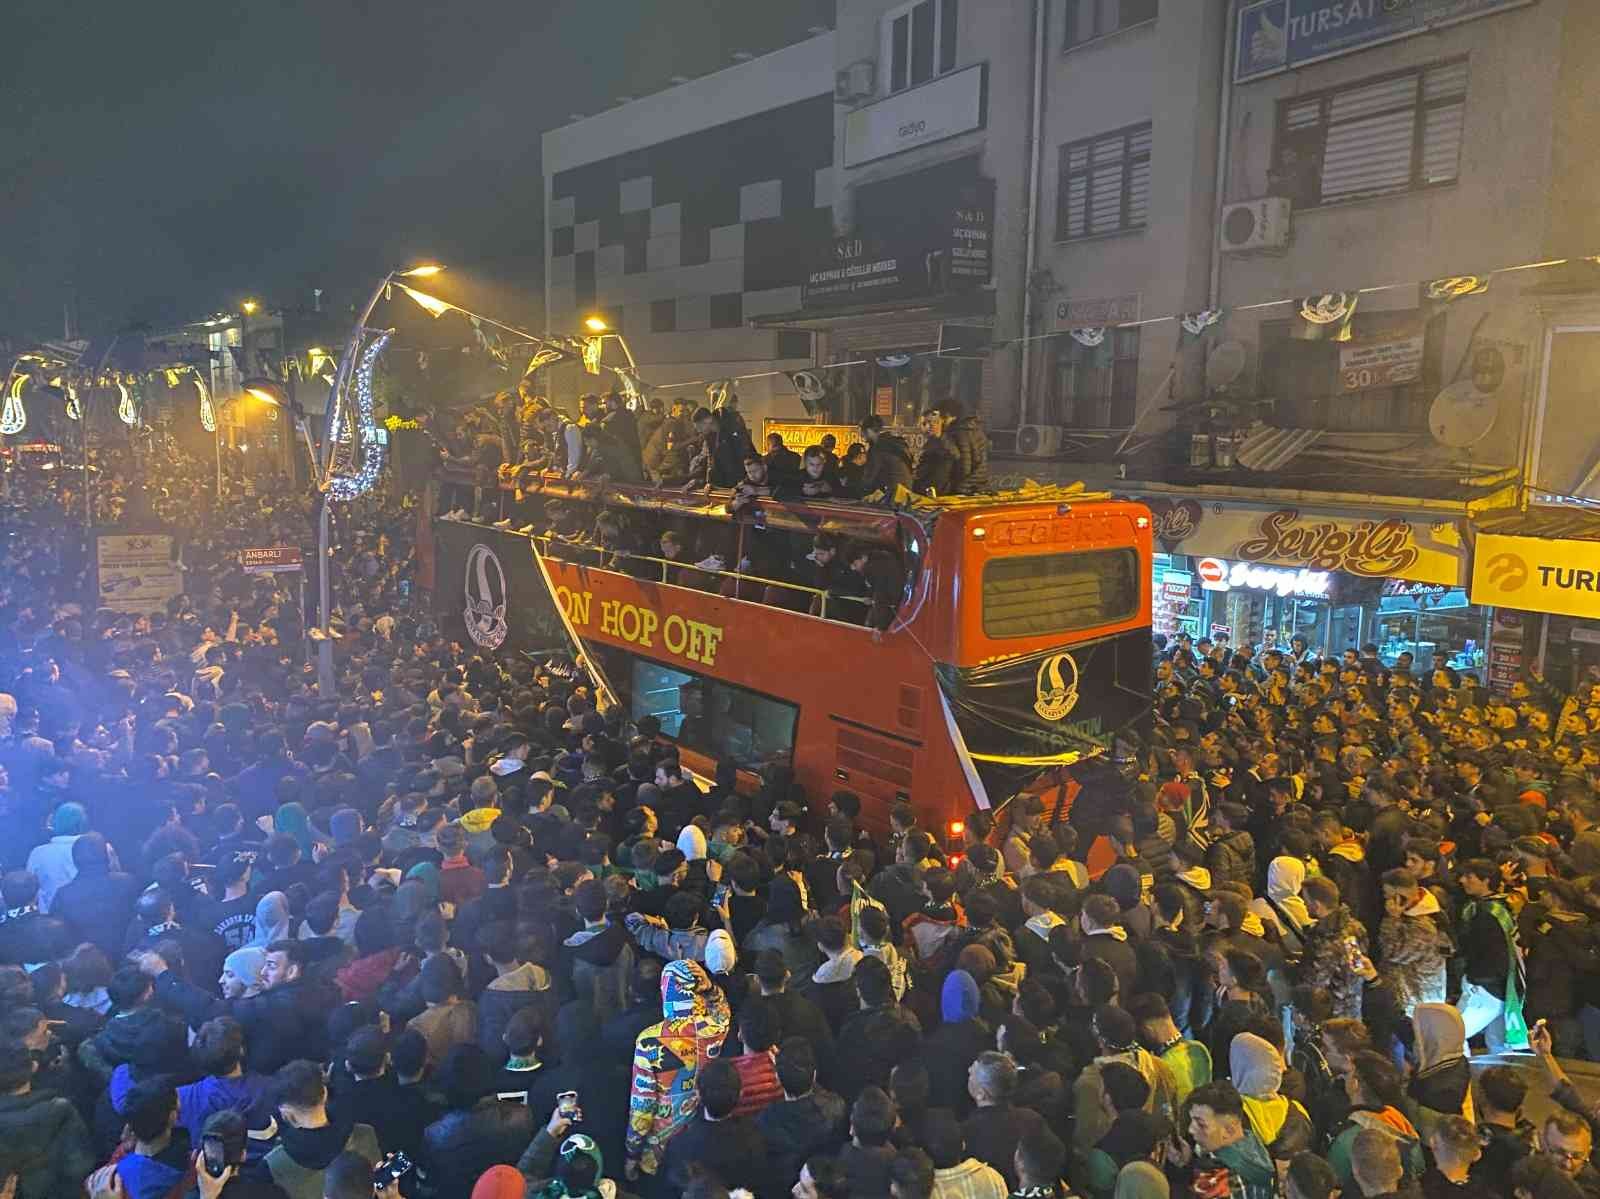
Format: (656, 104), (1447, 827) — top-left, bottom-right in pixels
(1471, 532), (1600, 620)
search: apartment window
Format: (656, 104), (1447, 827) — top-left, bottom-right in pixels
(710, 292), (743, 329)
(1048, 326), (1140, 427)
(885, 0), (958, 93)
(1064, 0), (1157, 48)
(650, 299), (677, 333)
(1272, 59), (1467, 209)
(1056, 123), (1151, 241)
(623, 237), (647, 275)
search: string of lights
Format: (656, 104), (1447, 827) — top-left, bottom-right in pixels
(326, 328), (393, 501)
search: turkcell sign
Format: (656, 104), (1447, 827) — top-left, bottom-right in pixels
(1235, 0), (1535, 83)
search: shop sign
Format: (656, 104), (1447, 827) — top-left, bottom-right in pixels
(803, 168), (994, 310)
(1235, 0), (1535, 84)
(97, 534), (184, 615)
(1132, 495), (1467, 585)
(1471, 531), (1600, 620)
(1052, 294), (1141, 333)
(762, 421), (861, 455)
(1383, 579), (1449, 600)
(1339, 335), (1425, 392)
(843, 64), (986, 167)
(1196, 556), (1333, 598)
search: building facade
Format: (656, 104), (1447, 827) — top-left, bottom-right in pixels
(742, 0), (1033, 434)
(542, 35), (837, 421)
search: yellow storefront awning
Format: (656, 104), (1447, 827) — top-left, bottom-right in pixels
(1470, 508), (1600, 619)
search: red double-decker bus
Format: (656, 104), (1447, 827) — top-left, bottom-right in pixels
(449, 478), (1152, 838)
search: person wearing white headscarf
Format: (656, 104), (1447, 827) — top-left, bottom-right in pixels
(1251, 856), (1312, 956)
(1231, 1031), (1314, 1161)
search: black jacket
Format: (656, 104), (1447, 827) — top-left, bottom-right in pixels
(154, 970), (340, 1074)
(924, 1017), (992, 1115)
(419, 1097), (536, 1198)
(912, 435), (957, 496)
(962, 1103), (1046, 1190)
(757, 1089), (847, 1192)
(53, 866), (143, 956)
(944, 415), (990, 493)
(0, 908), (73, 966)
(660, 1111), (772, 1197)
(858, 433), (914, 496)
(331, 1073), (436, 1160)
(1205, 829), (1258, 890)
(0, 1087), (97, 1199)
(832, 1002), (922, 1102)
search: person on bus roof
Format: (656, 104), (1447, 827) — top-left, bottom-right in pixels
(939, 400), (990, 494)
(855, 415), (914, 499)
(764, 433), (802, 486)
(913, 409), (958, 497)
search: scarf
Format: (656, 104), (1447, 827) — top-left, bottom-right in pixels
(0, 904), (37, 923)
(1461, 894), (1528, 1046)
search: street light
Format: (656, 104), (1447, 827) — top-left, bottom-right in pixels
(241, 299), (260, 315)
(583, 315), (610, 333)
(306, 262), (445, 697)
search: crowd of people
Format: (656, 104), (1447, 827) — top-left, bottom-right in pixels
(2, 422), (1600, 1199)
(436, 382), (990, 510)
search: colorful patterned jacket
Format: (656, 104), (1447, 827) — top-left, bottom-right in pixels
(624, 958), (731, 1177)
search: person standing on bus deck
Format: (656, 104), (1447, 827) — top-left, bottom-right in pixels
(855, 415), (914, 498)
(938, 400), (990, 493)
(912, 409), (958, 497)
(687, 406), (747, 489)
(533, 406), (585, 478)
(764, 433), (802, 486)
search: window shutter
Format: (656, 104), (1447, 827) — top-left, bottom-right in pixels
(1064, 174), (1088, 239)
(1320, 102), (1416, 203)
(1128, 126), (1153, 228)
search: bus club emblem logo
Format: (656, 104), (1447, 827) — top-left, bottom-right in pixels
(1034, 652), (1081, 722)
(464, 542), (509, 649)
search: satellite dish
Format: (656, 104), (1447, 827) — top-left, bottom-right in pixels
(1429, 379), (1498, 448)
(1206, 340), (1249, 391)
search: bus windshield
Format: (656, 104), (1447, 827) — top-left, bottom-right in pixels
(981, 547), (1141, 638)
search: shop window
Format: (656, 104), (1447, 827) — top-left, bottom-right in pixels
(885, 0), (959, 94)
(1047, 326), (1140, 428)
(1056, 124), (1152, 241)
(1272, 59), (1467, 210)
(1258, 310), (1443, 432)
(628, 657), (798, 770)
(1064, 0), (1158, 49)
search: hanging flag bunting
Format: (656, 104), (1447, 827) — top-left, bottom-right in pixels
(582, 337), (603, 375)
(1069, 327), (1106, 348)
(65, 383), (82, 421)
(612, 365), (646, 405)
(1295, 292), (1358, 342)
(523, 347), (567, 377)
(116, 378), (137, 426)
(707, 379), (733, 410)
(1, 371), (28, 435)
(790, 371), (826, 404)
(1180, 309), (1226, 338)
(1424, 275), (1491, 303)
(876, 353), (911, 368)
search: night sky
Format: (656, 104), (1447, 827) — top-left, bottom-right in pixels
(4, 0), (834, 341)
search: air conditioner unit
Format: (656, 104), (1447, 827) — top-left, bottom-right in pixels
(835, 59), (876, 103)
(1219, 197), (1292, 253)
(1014, 425), (1063, 457)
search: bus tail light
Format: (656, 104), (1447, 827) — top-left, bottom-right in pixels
(948, 820), (964, 836)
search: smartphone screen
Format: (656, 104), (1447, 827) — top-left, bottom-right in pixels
(557, 1090), (579, 1117)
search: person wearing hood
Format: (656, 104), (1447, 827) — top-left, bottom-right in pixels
(854, 415), (914, 497)
(1079, 894), (1139, 1001)
(925, 969), (993, 1115)
(1230, 1032), (1313, 1163)
(52, 832), (142, 958)
(91, 1078), (195, 1199)
(1103, 864), (1154, 942)
(264, 1059), (380, 1199)
(0, 1041), (96, 1198)
(25, 799), (87, 911)
(623, 891), (716, 966)
(560, 878), (634, 1027)
(273, 802), (323, 862)
(1408, 1003), (1473, 1128)
(249, 891), (295, 949)
(1252, 857), (1313, 958)
(742, 877), (822, 980)
(1378, 868), (1451, 1015)
(1074, 1005), (1179, 1152)
(624, 958), (731, 1183)
(1181, 1081), (1278, 1199)
(460, 777), (505, 860)
(1326, 1051), (1426, 1196)
(1016, 875), (1072, 977)
(477, 920), (554, 1060)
